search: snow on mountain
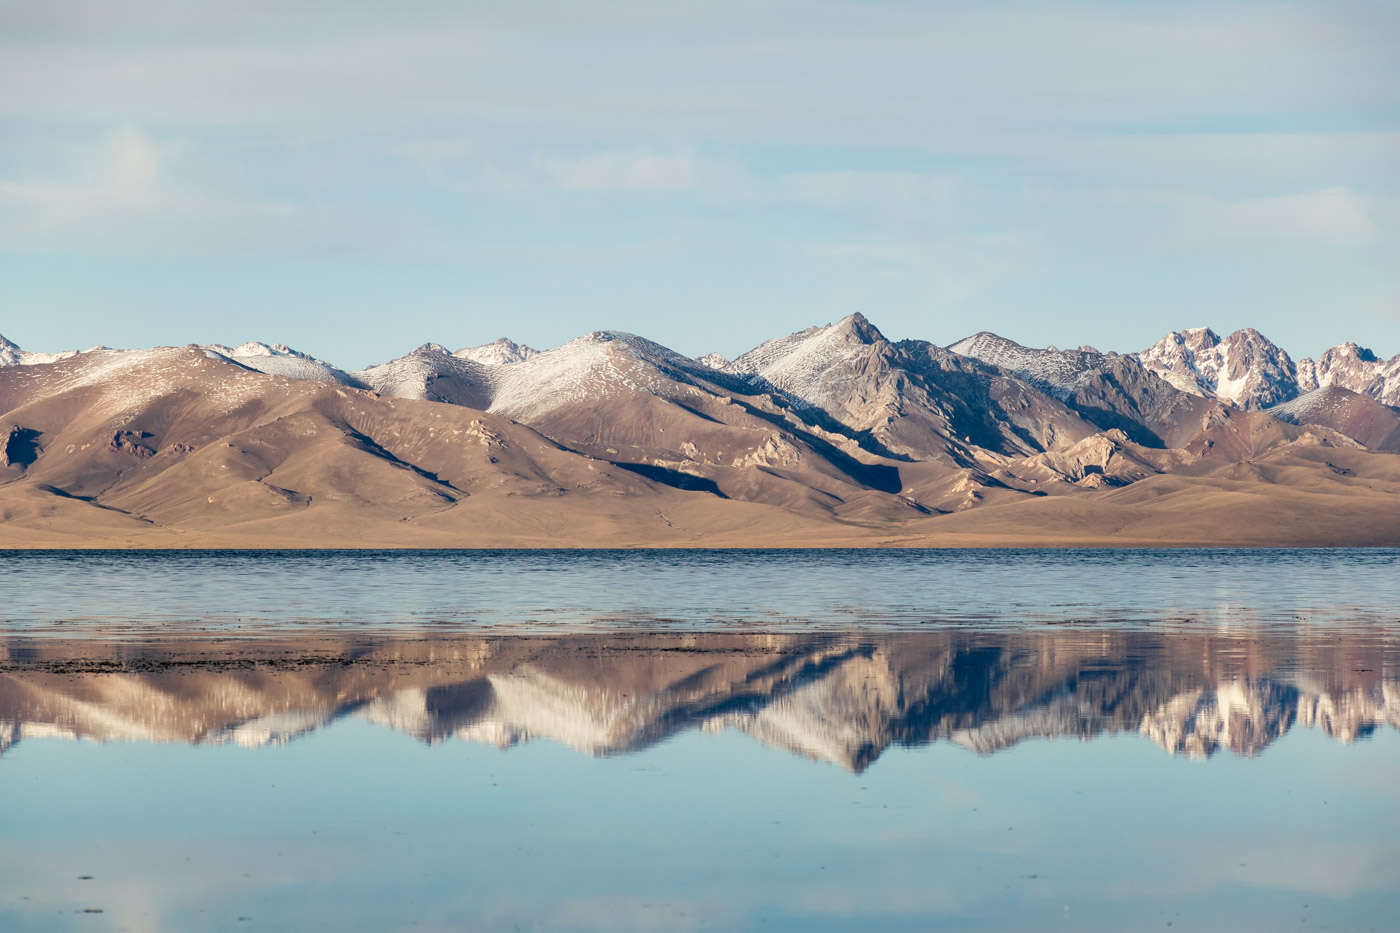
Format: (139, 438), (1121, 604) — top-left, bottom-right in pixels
(696, 352), (728, 370)
(453, 337), (540, 366)
(945, 330), (1216, 449)
(203, 341), (366, 387)
(1136, 327), (1298, 409)
(724, 312), (886, 411)
(0, 334), (89, 367)
(946, 332), (1112, 400)
(352, 343), (493, 408)
(486, 330), (731, 422)
(1267, 386), (1400, 453)
(357, 331), (728, 423)
(0, 334), (22, 366)
(1296, 342), (1400, 407)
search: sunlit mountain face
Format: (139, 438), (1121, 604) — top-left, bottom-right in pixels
(5, 629), (1395, 768)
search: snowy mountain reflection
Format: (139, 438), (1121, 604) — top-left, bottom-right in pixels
(3, 629), (1396, 768)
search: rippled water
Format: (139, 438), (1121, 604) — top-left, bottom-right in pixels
(3, 548), (1399, 633)
(2, 550), (1398, 932)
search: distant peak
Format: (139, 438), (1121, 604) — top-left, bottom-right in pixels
(453, 337), (539, 365)
(0, 333), (21, 366)
(948, 332), (1023, 355)
(220, 341), (313, 359)
(1333, 342), (1380, 363)
(832, 312), (885, 344)
(696, 352), (728, 370)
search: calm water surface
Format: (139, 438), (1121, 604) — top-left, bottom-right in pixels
(1, 549), (1397, 932)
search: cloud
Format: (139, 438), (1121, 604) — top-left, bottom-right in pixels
(0, 125), (185, 224)
(0, 126), (364, 254)
(1064, 185), (1387, 246)
(533, 151), (711, 192)
(1202, 186), (1379, 244)
(809, 233), (1031, 310)
(782, 171), (957, 203)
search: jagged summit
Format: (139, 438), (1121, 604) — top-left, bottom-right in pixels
(0, 334), (88, 368)
(204, 341), (365, 388)
(0, 334), (21, 366)
(835, 311), (884, 342)
(948, 331), (1118, 399)
(696, 352), (728, 370)
(725, 313), (888, 410)
(207, 341), (313, 360)
(453, 338), (539, 366)
(948, 330), (1218, 448)
(1137, 327), (1298, 409)
(1297, 341), (1400, 407)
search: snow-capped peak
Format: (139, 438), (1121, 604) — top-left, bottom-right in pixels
(1296, 342), (1400, 407)
(204, 340), (365, 388)
(725, 313), (888, 409)
(1137, 327), (1297, 409)
(205, 341), (316, 360)
(482, 330), (697, 420)
(0, 334), (22, 366)
(947, 332), (1109, 399)
(696, 352), (728, 370)
(355, 328), (713, 421)
(453, 338), (540, 366)
(0, 334), (88, 367)
(234, 342), (308, 359)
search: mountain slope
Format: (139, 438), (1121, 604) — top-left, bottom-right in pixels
(728, 314), (1100, 462)
(0, 347), (868, 546)
(949, 331), (1212, 447)
(1268, 386), (1400, 453)
(0, 333), (93, 367)
(205, 341), (366, 387)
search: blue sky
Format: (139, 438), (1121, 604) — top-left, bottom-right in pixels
(1, 0), (1396, 368)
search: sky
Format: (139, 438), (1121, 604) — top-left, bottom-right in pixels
(0, 0), (1397, 369)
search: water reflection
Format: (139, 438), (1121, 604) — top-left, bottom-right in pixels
(4, 627), (1395, 767)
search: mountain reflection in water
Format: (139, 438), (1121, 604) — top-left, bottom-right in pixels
(4, 627), (1395, 769)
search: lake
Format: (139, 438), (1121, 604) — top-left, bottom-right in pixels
(2, 550), (1398, 931)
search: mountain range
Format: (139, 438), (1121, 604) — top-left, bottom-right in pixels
(2, 317), (1398, 547)
(3, 630), (1395, 768)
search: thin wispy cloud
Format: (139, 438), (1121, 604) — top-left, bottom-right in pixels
(534, 151), (711, 192)
(782, 172), (958, 203)
(1203, 187), (1380, 245)
(0, 126), (363, 255)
